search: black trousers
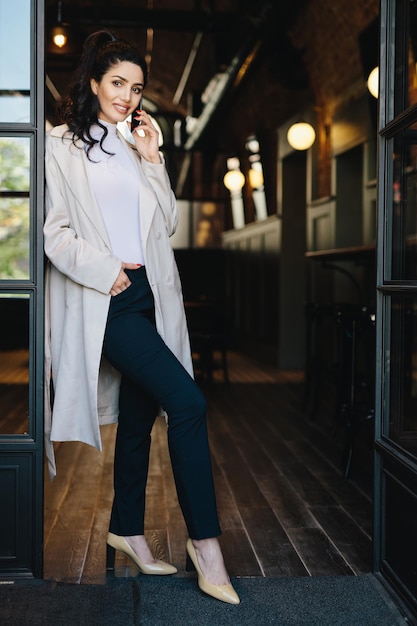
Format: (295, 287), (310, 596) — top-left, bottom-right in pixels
(102, 267), (221, 540)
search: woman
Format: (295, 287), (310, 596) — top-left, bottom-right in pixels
(44, 30), (239, 605)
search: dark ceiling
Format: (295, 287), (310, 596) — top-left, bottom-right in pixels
(45, 0), (310, 147)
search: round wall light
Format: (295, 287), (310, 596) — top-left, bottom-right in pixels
(367, 66), (379, 99)
(287, 122), (316, 151)
(223, 169), (245, 193)
(248, 164), (264, 189)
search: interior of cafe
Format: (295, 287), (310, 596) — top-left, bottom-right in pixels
(2, 0), (417, 621)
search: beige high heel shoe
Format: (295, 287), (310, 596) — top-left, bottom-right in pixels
(106, 532), (177, 575)
(186, 538), (240, 605)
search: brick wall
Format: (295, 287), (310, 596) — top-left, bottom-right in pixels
(290, 0), (379, 196)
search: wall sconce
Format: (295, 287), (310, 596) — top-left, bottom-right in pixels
(248, 163), (264, 189)
(223, 158), (245, 229)
(223, 169), (245, 193)
(248, 162), (267, 220)
(367, 66), (379, 98)
(245, 135), (268, 221)
(287, 122), (316, 150)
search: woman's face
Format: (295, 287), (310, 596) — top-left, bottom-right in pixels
(90, 61), (144, 124)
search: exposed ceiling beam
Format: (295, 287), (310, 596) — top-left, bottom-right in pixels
(172, 32), (204, 106)
(46, 8), (237, 33)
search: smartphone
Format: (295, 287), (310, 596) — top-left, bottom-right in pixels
(131, 98), (142, 131)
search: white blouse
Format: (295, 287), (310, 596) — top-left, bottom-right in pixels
(86, 119), (145, 265)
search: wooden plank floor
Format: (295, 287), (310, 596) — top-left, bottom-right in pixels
(43, 351), (373, 584)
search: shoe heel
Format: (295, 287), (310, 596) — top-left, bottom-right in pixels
(185, 551), (196, 573)
(106, 543), (115, 571)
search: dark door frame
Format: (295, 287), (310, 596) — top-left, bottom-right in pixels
(0, 0), (45, 579)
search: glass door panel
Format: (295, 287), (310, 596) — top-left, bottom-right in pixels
(0, 293), (29, 435)
(0, 0), (31, 123)
(0, 136), (31, 279)
(389, 127), (417, 280)
(388, 294), (417, 452)
(408, 0), (417, 108)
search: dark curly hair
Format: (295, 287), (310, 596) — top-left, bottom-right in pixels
(59, 30), (148, 157)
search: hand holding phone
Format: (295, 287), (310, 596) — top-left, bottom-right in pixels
(131, 98), (142, 131)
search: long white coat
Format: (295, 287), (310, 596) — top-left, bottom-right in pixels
(44, 124), (193, 478)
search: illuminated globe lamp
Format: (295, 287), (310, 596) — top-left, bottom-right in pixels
(248, 162), (264, 190)
(223, 160), (246, 229)
(287, 122), (316, 151)
(223, 169), (245, 194)
(52, 26), (67, 48)
(367, 66), (379, 99)
(247, 161), (267, 220)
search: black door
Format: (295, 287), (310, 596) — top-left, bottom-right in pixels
(0, 0), (45, 578)
(375, 0), (417, 615)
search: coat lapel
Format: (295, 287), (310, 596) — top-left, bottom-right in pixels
(50, 130), (111, 246)
(120, 135), (158, 246)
